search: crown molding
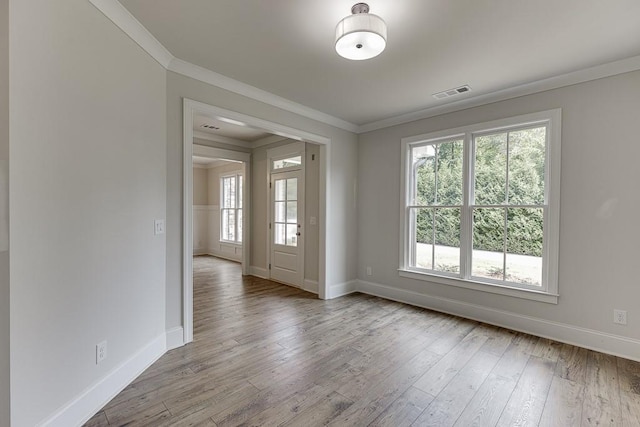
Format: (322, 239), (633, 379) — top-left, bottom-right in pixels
(193, 130), (252, 149)
(88, 0), (173, 68)
(358, 55), (640, 133)
(89, 0), (640, 136)
(168, 58), (359, 133)
(88, 0), (359, 134)
(252, 134), (289, 149)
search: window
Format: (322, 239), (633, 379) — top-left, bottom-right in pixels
(400, 110), (561, 303)
(221, 174), (243, 243)
(272, 155), (302, 170)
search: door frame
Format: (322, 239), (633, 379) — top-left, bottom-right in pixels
(182, 98), (331, 344)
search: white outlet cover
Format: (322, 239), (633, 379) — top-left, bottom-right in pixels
(96, 340), (107, 364)
(614, 309), (627, 325)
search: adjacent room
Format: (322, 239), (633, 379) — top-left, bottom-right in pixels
(4, 1), (640, 426)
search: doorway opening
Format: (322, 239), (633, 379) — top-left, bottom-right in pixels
(183, 99), (331, 344)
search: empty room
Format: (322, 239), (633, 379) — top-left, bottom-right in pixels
(3, 1), (640, 426)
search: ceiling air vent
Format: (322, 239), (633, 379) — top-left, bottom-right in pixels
(433, 85), (472, 100)
(201, 124), (220, 130)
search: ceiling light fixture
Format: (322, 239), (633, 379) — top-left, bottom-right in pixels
(335, 3), (387, 61)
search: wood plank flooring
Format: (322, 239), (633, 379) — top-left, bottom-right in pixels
(85, 256), (640, 426)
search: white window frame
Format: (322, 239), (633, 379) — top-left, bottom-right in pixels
(399, 109), (561, 304)
(220, 173), (243, 244)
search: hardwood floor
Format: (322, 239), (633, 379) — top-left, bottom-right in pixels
(85, 256), (640, 426)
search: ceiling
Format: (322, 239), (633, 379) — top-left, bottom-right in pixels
(119, 0), (640, 126)
(192, 156), (239, 168)
(194, 114), (271, 142)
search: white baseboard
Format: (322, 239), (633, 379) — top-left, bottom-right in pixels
(250, 266), (269, 279)
(209, 250), (242, 263)
(327, 280), (357, 299)
(166, 326), (185, 351)
(193, 249), (208, 256)
(39, 333), (167, 427)
(356, 279), (640, 363)
(303, 279), (319, 294)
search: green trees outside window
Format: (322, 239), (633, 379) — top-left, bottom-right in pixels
(411, 126), (546, 285)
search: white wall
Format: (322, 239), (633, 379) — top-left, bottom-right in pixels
(0, 0), (9, 424)
(358, 70), (640, 351)
(193, 166), (209, 254)
(206, 162), (243, 261)
(166, 71), (358, 328)
(9, 1), (167, 425)
(192, 167), (208, 205)
(192, 161), (244, 261)
(304, 143), (320, 284)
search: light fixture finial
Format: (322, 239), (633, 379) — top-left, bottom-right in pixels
(335, 3), (387, 61)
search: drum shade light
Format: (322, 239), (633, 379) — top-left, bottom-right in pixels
(335, 3), (387, 60)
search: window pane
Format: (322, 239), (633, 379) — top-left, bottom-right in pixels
(222, 177), (232, 208)
(237, 209), (243, 243)
(472, 208), (505, 280)
(274, 223), (285, 245)
(506, 208), (543, 286)
(222, 209), (235, 241)
(286, 224), (298, 246)
(229, 177), (236, 208)
(434, 208), (460, 273)
(222, 209), (229, 241)
(508, 127), (546, 205)
(475, 133), (507, 205)
(436, 140), (464, 205)
(238, 175), (243, 208)
(413, 145), (436, 205)
(273, 156), (302, 170)
(275, 201), (286, 223)
(413, 208), (433, 270)
(286, 178), (297, 201)
(275, 179), (286, 201)
(286, 201), (297, 223)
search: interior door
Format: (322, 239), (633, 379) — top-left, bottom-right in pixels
(270, 170), (304, 287)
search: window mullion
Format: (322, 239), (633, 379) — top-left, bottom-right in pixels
(460, 132), (473, 279)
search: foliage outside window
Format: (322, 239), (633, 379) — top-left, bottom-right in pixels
(221, 174), (243, 243)
(401, 110), (560, 300)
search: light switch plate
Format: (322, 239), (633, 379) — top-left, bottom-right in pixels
(154, 219), (165, 235)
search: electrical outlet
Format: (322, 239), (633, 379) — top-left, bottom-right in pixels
(366, 266), (372, 276)
(96, 341), (107, 364)
(614, 309), (627, 325)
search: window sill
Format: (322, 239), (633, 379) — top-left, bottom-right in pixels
(219, 241), (242, 247)
(398, 268), (558, 304)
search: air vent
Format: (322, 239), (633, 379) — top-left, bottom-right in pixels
(201, 124), (220, 130)
(433, 85), (472, 100)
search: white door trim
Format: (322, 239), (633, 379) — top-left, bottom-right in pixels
(183, 98), (331, 344)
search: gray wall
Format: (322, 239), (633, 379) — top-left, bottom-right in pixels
(9, 1), (167, 425)
(0, 0), (9, 424)
(358, 70), (640, 341)
(166, 71), (358, 329)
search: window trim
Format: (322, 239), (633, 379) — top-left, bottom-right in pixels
(399, 109), (561, 304)
(220, 173), (243, 244)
